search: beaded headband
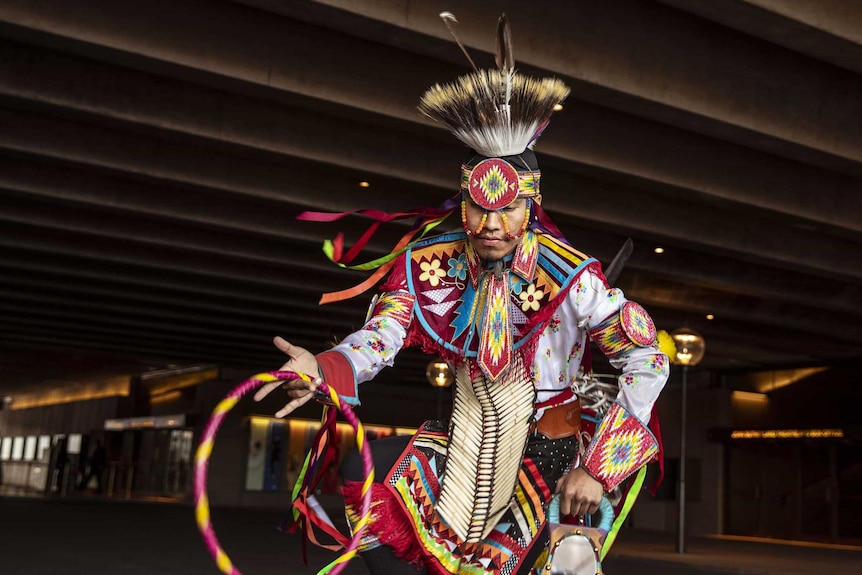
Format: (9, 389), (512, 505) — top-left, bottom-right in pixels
(460, 159), (540, 210)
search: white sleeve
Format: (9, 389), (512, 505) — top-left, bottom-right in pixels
(568, 270), (670, 422)
(328, 290), (414, 384)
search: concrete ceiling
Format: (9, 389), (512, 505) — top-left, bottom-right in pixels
(0, 0), (860, 390)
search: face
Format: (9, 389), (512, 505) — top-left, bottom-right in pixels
(464, 194), (529, 261)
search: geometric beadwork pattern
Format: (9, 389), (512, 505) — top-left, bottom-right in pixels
(371, 291), (415, 328)
(620, 301), (656, 347)
(581, 402), (658, 492)
(422, 300), (459, 317)
(477, 271), (513, 382)
(465, 158), (520, 210)
(587, 311), (637, 359)
(423, 286), (456, 304)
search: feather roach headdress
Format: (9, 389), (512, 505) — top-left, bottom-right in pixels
(298, 13), (571, 304)
(419, 13), (570, 157)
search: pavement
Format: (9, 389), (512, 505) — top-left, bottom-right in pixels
(0, 493), (859, 575)
(604, 529), (862, 575)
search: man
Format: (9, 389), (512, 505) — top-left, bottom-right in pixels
(79, 439), (106, 493)
(255, 14), (669, 575)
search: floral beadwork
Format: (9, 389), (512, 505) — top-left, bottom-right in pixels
(365, 318), (391, 332)
(548, 315), (561, 333)
(622, 373), (641, 387)
(519, 283), (545, 312)
(419, 259), (443, 287)
(574, 278), (587, 305)
(447, 254), (468, 281)
(368, 339), (387, 353)
(509, 274), (527, 295)
(645, 353), (667, 373)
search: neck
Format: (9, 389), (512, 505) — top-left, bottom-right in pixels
(491, 259), (504, 280)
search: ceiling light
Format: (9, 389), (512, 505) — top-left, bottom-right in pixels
(654, 247), (664, 254)
(732, 390), (768, 403)
(705, 314), (714, 320)
(553, 103), (564, 112)
(358, 181), (371, 188)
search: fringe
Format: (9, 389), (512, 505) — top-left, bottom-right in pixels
(342, 481), (426, 566)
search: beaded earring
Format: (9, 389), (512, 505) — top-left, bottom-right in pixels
(503, 200), (532, 240)
(461, 198), (488, 236)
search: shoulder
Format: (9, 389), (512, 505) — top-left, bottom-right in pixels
(535, 232), (602, 289)
(536, 232), (593, 266)
(381, 232), (467, 292)
(407, 231), (468, 260)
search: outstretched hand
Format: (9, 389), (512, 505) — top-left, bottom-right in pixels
(253, 336), (322, 418)
(554, 467), (605, 518)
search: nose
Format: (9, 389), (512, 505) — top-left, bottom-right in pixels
(484, 210), (503, 231)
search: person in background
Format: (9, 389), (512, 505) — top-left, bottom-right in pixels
(79, 438), (107, 493)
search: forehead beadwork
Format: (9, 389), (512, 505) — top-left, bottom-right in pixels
(467, 158), (520, 210)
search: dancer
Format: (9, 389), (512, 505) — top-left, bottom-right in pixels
(256, 13), (670, 575)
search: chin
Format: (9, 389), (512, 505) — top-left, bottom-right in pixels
(468, 237), (519, 261)
(476, 246), (511, 261)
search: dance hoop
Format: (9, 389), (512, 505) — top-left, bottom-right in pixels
(194, 370), (374, 575)
(547, 494), (614, 531)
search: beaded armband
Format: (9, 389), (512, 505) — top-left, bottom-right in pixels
(588, 301), (657, 360)
(370, 291), (415, 329)
(581, 402), (658, 492)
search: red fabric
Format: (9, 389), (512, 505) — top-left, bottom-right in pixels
(379, 252), (408, 292)
(535, 386), (575, 410)
(315, 350), (356, 402)
(342, 481), (426, 565)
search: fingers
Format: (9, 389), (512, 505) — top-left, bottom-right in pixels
(253, 375), (320, 403)
(555, 473), (602, 518)
(252, 380), (284, 402)
(556, 493), (599, 518)
(274, 336), (309, 361)
(274, 391), (316, 419)
(273, 335), (294, 355)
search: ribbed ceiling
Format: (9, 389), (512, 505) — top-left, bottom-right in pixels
(0, 0), (860, 389)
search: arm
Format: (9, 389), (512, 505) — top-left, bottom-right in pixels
(319, 289), (415, 403)
(254, 289), (416, 416)
(555, 270), (669, 515)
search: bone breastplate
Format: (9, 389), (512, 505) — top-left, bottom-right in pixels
(435, 357), (536, 543)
